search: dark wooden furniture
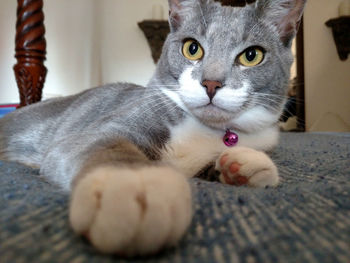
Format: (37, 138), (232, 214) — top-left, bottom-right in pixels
(138, 21), (170, 63)
(326, 16), (350, 61)
(14, 0), (47, 108)
(295, 19), (305, 131)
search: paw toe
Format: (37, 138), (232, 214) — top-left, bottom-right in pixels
(219, 154), (229, 167)
(229, 162), (240, 174)
(221, 171), (248, 186)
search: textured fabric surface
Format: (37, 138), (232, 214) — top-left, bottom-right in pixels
(0, 132), (349, 263)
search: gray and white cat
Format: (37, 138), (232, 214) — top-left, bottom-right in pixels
(0, 0), (306, 256)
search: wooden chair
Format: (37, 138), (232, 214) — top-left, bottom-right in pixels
(14, 0), (47, 108)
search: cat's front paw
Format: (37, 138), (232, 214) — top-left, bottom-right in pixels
(69, 166), (192, 256)
(215, 147), (279, 187)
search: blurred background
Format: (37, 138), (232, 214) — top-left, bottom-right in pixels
(0, 0), (349, 132)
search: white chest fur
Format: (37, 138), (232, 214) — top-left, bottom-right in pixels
(161, 117), (280, 177)
(162, 118), (226, 177)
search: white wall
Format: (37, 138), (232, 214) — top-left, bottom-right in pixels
(97, 0), (168, 86)
(0, 0), (168, 103)
(43, 0), (97, 98)
(0, 0), (17, 103)
(304, 0), (350, 132)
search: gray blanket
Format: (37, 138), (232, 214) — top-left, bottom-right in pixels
(1, 132), (349, 263)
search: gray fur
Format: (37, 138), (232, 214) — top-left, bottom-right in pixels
(0, 0), (306, 189)
(0, 84), (184, 188)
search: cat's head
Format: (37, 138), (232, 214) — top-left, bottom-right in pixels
(152, 0), (306, 133)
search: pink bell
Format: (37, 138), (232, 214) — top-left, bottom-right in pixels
(223, 129), (238, 147)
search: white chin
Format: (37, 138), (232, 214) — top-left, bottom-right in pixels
(191, 104), (280, 133)
(191, 105), (234, 126)
(229, 106), (280, 132)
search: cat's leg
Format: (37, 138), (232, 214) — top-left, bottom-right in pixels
(69, 139), (192, 256)
(215, 147), (279, 187)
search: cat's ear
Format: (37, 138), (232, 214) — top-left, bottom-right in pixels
(167, 0), (193, 31)
(258, 0), (307, 46)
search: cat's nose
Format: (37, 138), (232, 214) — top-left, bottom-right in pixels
(201, 80), (222, 100)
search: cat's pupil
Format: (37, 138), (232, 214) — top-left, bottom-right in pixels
(189, 42), (199, 55)
(245, 49), (257, 61)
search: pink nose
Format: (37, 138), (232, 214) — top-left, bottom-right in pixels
(201, 80), (222, 100)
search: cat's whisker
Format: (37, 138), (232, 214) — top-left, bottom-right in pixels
(279, 109), (294, 119)
(278, 114), (305, 128)
(124, 96), (181, 122)
(148, 85), (181, 90)
(145, 104), (181, 133)
(108, 94), (173, 123)
(252, 92), (305, 104)
(148, 84), (180, 87)
(123, 98), (175, 122)
(280, 117), (305, 128)
(251, 92), (289, 98)
(254, 95), (285, 104)
(255, 101), (285, 111)
(111, 96), (161, 115)
(129, 103), (180, 134)
(290, 83), (305, 87)
(246, 102), (281, 116)
(256, 96), (304, 106)
(252, 91), (299, 100)
(197, 1), (207, 28)
(125, 86), (181, 93)
(288, 78), (305, 84)
(245, 100), (282, 111)
(279, 114), (304, 126)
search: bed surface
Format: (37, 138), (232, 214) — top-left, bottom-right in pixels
(1, 132), (349, 263)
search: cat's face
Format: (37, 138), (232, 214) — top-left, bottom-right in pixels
(155, 0), (306, 132)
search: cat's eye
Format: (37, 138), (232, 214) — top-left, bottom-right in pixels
(238, 47), (265, 67)
(182, 39), (204, 61)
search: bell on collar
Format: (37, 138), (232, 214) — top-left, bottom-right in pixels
(223, 129), (238, 147)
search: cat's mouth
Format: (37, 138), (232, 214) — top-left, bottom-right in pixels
(205, 102), (228, 111)
(191, 104), (235, 124)
(203, 101), (240, 115)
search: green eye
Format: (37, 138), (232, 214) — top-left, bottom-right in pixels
(182, 39), (204, 61)
(238, 47), (264, 67)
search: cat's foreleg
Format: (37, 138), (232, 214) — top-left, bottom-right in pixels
(69, 139), (192, 256)
(215, 147), (279, 187)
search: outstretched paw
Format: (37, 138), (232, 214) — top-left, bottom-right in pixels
(69, 166), (192, 256)
(215, 147), (279, 187)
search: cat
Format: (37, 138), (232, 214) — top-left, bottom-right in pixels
(0, 0), (306, 256)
